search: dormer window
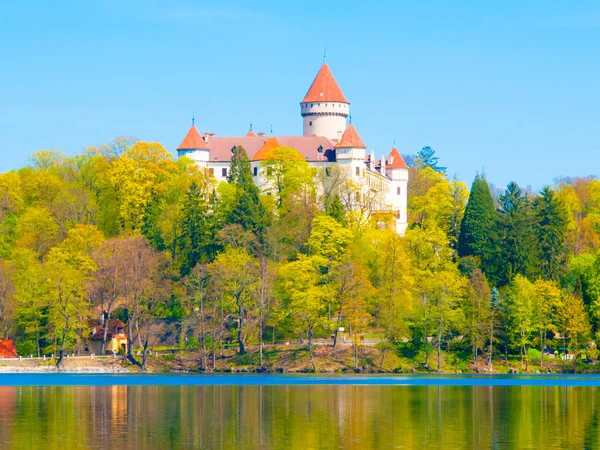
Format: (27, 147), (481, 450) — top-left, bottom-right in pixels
(317, 145), (323, 153)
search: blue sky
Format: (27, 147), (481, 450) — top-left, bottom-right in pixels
(1, 1), (599, 189)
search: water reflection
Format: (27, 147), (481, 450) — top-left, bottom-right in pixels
(0, 384), (598, 449)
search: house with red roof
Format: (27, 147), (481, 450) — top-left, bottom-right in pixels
(0, 340), (18, 358)
(176, 62), (409, 234)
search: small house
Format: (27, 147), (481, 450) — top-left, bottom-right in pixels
(0, 340), (18, 358)
(89, 319), (128, 355)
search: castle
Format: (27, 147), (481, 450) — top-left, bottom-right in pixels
(176, 62), (408, 235)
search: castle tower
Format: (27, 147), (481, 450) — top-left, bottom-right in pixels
(336, 123), (367, 179)
(386, 146), (409, 235)
(300, 63), (349, 141)
(176, 124), (210, 166)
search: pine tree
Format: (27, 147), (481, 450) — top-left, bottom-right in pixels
(226, 146), (270, 235)
(457, 175), (497, 275)
(532, 187), (568, 281)
(495, 182), (536, 285)
(416, 146), (446, 174)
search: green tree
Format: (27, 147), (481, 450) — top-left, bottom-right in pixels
(415, 146), (446, 173)
(227, 146), (269, 235)
(532, 187), (568, 281)
(458, 175), (497, 276)
(495, 182), (536, 285)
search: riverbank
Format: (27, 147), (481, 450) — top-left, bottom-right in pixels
(0, 345), (594, 374)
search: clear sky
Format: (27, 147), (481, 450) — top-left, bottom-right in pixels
(1, 1), (599, 190)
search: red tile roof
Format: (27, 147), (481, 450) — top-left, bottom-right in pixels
(177, 125), (209, 150)
(301, 63), (348, 104)
(201, 135), (336, 163)
(252, 137), (281, 161)
(336, 123), (366, 149)
(0, 340), (17, 358)
(387, 147), (408, 169)
(90, 319), (127, 340)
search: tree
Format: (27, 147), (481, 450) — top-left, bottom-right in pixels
(559, 294), (591, 373)
(326, 194), (346, 225)
(277, 255), (330, 370)
(506, 275), (536, 370)
(15, 207), (60, 258)
(12, 248), (49, 356)
(415, 146), (446, 174)
(458, 175), (497, 276)
(495, 182), (536, 285)
(208, 247), (259, 354)
(227, 146), (269, 236)
(45, 247), (91, 366)
(532, 279), (562, 368)
(0, 260), (15, 340)
(532, 187), (568, 281)
(461, 268), (491, 364)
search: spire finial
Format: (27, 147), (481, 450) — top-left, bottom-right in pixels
(349, 114), (352, 124)
(323, 48), (326, 63)
(192, 114), (195, 126)
(270, 124), (273, 136)
(250, 122), (253, 131)
(393, 138), (396, 147)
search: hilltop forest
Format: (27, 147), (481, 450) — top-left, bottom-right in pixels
(0, 138), (598, 372)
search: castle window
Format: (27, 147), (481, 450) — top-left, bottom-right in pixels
(325, 167), (331, 176)
(209, 168), (214, 176)
(254, 167), (258, 176)
(309, 121), (312, 126)
(397, 187), (401, 195)
(311, 104), (313, 107)
(318, 145), (323, 153)
(355, 167), (360, 176)
(222, 168), (227, 177)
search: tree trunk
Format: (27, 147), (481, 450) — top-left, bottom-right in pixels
(127, 311), (140, 366)
(35, 329), (40, 358)
(332, 304), (343, 348)
(237, 299), (245, 355)
(308, 324), (315, 372)
(488, 318), (493, 371)
(141, 338), (149, 371)
(259, 309), (264, 369)
(101, 308), (111, 355)
(540, 330), (544, 369)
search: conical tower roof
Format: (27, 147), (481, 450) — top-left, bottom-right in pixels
(301, 63), (348, 104)
(336, 123), (366, 149)
(177, 125), (208, 150)
(387, 146), (408, 169)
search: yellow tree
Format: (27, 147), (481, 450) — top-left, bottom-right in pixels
(12, 248), (50, 356)
(277, 255), (331, 370)
(208, 248), (259, 355)
(532, 279), (563, 368)
(559, 294), (591, 373)
(15, 207), (60, 258)
(106, 142), (178, 231)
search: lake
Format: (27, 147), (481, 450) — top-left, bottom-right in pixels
(0, 374), (599, 449)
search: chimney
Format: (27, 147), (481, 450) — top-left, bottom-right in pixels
(369, 150), (375, 170)
(257, 131), (265, 137)
(203, 132), (215, 144)
(380, 154), (386, 174)
(336, 130), (343, 142)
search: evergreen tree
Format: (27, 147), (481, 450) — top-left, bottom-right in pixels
(179, 183), (217, 274)
(532, 187), (568, 281)
(495, 182), (536, 285)
(457, 175), (497, 276)
(326, 194), (346, 225)
(416, 146), (446, 174)
(226, 146), (269, 235)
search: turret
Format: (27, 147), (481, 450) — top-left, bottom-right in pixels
(386, 146), (409, 235)
(300, 63), (349, 141)
(176, 124), (210, 166)
(336, 123), (367, 179)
